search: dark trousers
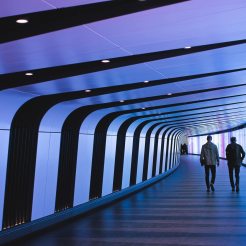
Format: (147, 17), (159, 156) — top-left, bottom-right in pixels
(228, 165), (240, 188)
(204, 165), (216, 189)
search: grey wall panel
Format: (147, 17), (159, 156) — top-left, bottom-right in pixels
(155, 136), (162, 176)
(121, 136), (134, 189)
(147, 136), (155, 179)
(156, 126), (172, 175)
(172, 131), (181, 168)
(31, 133), (51, 221)
(73, 134), (94, 206)
(162, 128), (173, 172)
(165, 129), (178, 171)
(102, 135), (117, 196)
(32, 133), (60, 220)
(170, 130), (181, 169)
(158, 127), (171, 174)
(136, 136), (146, 184)
(146, 124), (166, 179)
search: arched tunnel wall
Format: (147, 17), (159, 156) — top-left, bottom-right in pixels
(188, 128), (246, 159)
(0, 93), (184, 236)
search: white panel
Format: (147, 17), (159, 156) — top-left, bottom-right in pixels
(136, 137), (145, 184)
(126, 119), (145, 137)
(32, 133), (61, 220)
(162, 129), (173, 172)
(0, 130), (10, 229)
(80, 107), (129, 135)
(0, 90), (34, 129)
(31, 133), (50, 220)
(162, 137), (167, 173)
(173, 136), (178, 167)
(168, 132), (176, 170)
(155, 138), (162, 176)
(122, 136), (133, 189)
(43, 133), (61, 216)
(102, 135), (117, 196)
(169, 134), (174, 169)
(147, 137), (155, 179)
(175, 139), (178, 166)
(39, 103), (79, 132)
(107, 114), (131, 135)
(73, 134), (94, 206)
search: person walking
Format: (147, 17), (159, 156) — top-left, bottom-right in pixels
(183, 143), (188, 154)
(200, 135), (219, 192)
(226, 137), (245, 192)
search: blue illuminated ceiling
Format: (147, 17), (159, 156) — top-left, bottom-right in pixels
(0, 0), (246, 135)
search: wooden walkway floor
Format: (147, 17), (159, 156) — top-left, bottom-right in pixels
(11, 156), (246, 246)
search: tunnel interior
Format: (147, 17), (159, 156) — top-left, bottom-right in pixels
(0, 0), (246, 243)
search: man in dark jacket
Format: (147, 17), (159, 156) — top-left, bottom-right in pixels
(226, 137), (245, 192)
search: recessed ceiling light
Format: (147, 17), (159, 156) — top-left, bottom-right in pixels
(85, 89), (92, 93)
(120, 100), (125, 103)
(16, 19), (29, 24)
(184, 46), (191, 49)
(101, 59), (110, 63)
(25, 72), (33, 76)
(167, 93), (172, 96)
(144, 80), (149, 83)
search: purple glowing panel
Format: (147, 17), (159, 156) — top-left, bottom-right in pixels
(1, 1), (245, 75)
(0, 25), (128, 73)
(0, 0), (52, 18)
(0, 0), (108, 18)
(4, 46), (246, 98)
(147, 45), (246, 78)
(89, 0), (246, 54)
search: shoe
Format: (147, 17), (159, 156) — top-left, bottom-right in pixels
(236, 185), (239, 192)
(210, 183), (215, 192)
(232, 186), (235, 192)
(207, 188), (210, 192)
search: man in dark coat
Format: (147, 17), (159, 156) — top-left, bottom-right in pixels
(226, 137), (245, 192)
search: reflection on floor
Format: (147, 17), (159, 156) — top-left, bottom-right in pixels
(12, 156), (246, 246)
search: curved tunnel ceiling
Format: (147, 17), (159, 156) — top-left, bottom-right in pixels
(0, 0), (246, 136)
